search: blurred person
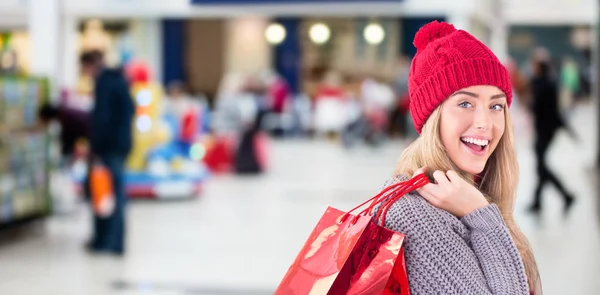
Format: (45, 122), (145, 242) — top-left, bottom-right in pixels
(505, 57), (532, 108)
(212, 72), (247, 134)
(234, 109), (269, 174)
(315, 70), (346, 101)
(559, 57), (580, 115)
(164, 81), (195, 120)
(341, 92), (367, 148)
(390, 55), (412, 137)
(504, 58), (533, 139)
(380, 21), (541, 294)
(522, 47), (552, 80)
(238, 75), (266, 129)
(313, 70), (348, 138)
(360, 76), (395, 145)
(261, 69), (291, 137)
(260, 69), (290, 115)
(81, 50), (135, 256)
(528, 57), (576, 214)
(164, 81), (203, 145)
(19, 102), (90, 162)
(165, 81), (208, 149)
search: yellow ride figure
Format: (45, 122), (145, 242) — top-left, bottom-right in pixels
(124, 62), (171, 172)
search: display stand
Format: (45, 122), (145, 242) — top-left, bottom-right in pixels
(0, 75), (51, 228)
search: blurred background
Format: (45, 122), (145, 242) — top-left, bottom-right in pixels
(0, 0), (598, 294)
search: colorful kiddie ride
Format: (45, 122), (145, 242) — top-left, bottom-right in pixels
(124, 61), (210, 199)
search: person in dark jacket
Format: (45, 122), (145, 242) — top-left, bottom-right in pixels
(528, 57), (575, 214)
(81, 50), (135, 255)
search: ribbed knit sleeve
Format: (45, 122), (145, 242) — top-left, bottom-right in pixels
(379, 178), (530, 295)
(460, 204), (531, 294)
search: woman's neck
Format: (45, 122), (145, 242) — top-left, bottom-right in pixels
(474, 173), (484, 186)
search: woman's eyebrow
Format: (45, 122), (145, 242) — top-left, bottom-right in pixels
(450, 91), (477, 98)
(450, 91), (506, 100)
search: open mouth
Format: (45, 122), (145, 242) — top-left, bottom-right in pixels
(460, 137), (489, 154)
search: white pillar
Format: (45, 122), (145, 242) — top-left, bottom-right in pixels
(490, 0), (509, 62)
(225, 17), (272, 76)
(60, 15), (79, 91)
(28, 0), (60, 97)
(130, 19), (163, 84)
(491, 25), (509, 62)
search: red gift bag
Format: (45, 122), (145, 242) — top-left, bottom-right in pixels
(276, 174), (429, 295)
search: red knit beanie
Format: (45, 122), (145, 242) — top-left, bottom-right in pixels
(409, 21), (512, 134)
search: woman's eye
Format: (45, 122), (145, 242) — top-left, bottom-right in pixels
(458, 102), (472, 108)
(491, 104), (505, 111)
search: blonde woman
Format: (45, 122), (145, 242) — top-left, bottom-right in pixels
(379, 21), (541, 294)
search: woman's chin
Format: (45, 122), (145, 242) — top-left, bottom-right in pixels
(457, 162), (485, 176)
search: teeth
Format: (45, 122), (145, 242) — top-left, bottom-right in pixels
(462, 137), (489, 146)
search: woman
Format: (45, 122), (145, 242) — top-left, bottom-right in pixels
(379, 21), (541, 294)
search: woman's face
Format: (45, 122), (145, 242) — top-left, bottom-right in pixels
(439, 85), (507, 175)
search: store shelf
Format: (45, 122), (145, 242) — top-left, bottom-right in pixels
(0, 75), (51, 228)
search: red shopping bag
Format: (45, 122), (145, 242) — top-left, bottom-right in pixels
(275, 174), (429, 295)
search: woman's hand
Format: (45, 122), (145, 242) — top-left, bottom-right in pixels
(412, 167), (489, 218)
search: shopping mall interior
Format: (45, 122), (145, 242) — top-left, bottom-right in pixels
(0, 0), (599, 294)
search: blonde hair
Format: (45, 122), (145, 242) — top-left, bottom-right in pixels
(395, 105), (542, 293)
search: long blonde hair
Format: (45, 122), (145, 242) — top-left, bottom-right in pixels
(395, 105), (542, 293)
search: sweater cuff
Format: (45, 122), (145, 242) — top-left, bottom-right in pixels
(460, 204), (505, 231)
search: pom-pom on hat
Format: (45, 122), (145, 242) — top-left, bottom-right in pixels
(408, 21), (512, 134)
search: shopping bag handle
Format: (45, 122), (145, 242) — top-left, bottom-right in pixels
(375, 173), (429, 226)
(340, 173), (429, 226)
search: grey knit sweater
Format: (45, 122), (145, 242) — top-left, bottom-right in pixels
(378, 176), (530, 295)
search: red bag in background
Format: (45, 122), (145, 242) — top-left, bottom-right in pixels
(275, 174), (429, 295)
(203, 135), (234, 173)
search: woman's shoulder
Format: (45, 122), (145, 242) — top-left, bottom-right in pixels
(380, 175), (429, 212)
(380, 175), (460, 234)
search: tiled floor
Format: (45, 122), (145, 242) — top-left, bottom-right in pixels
(0, 102), (598, 295)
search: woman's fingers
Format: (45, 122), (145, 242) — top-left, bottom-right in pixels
(417, 184), (443, 207)
(432, 170), (450, 186)
(446, 170), (463, 184)
(416, 186), (437, 205)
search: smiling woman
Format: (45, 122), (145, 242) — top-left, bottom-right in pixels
(378, 21), (542, 295)
(441, 86), (507, 175)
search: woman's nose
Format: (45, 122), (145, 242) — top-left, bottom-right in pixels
(473, 107), (492, 130)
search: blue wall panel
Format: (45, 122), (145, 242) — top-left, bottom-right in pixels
(273, 18), (301, 94)
(162, 19), (186, 87)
